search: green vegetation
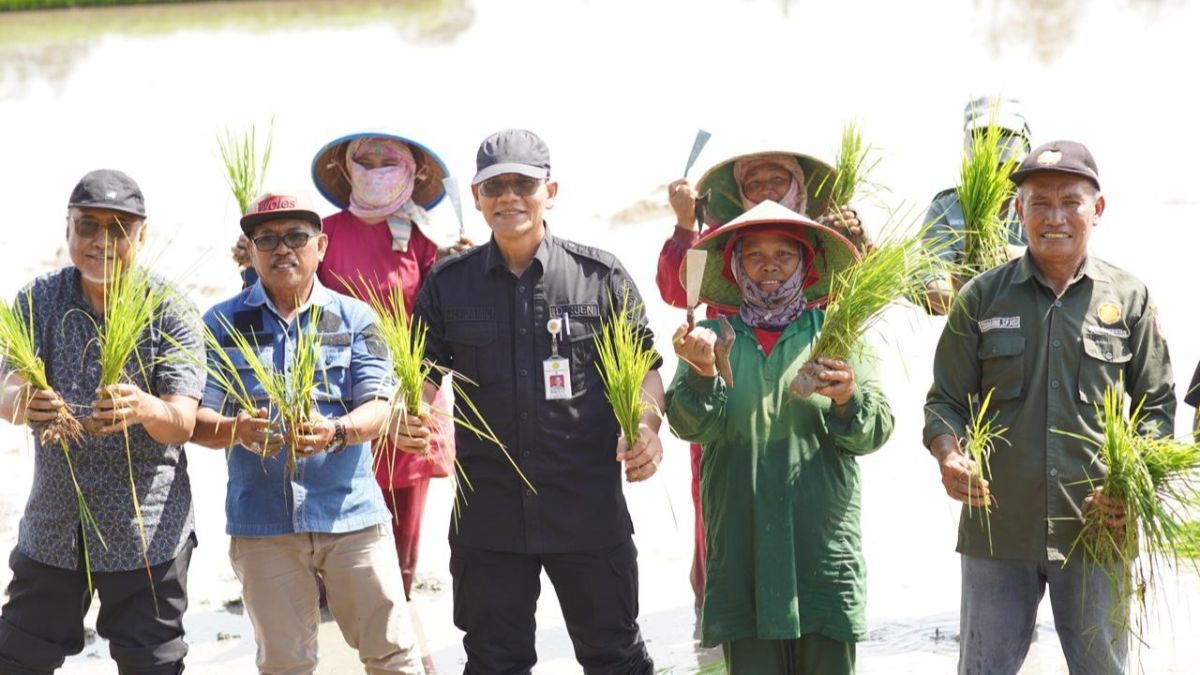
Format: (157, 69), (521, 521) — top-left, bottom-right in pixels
(594, 292), (659, 447)
(962, 388), (1008, 555)
(826, 120), (880, 211)
(217, 121), (273, 216)
(957, 108), (1020, 276)
(1, 0), (217, 9)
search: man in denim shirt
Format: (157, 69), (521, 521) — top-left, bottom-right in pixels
(191, 192), (421, 674)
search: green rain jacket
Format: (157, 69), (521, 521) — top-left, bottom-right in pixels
(666, 312), (893, 648)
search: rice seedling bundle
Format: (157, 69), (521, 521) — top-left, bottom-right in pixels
(957, 114), (1020, 277)
(962, 388), (1008, 555)
(825, 120), (880, 213)
(0, 290), (106, 591)
(790, 222), (943, 398)
(217, 121), (273, 214)
(1059, 384), (1200, 639)
(594, 292), (660, 447)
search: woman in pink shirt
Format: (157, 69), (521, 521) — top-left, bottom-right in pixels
(312, 131), (470, 598)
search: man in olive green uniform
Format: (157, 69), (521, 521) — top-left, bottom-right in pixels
(923, 140), (1174, 675)
(923, 96), (1032, 314)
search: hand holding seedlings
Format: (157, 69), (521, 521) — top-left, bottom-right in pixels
(811, 357), (857, 407)
(819, 207), (865, 242)
(671, 322), (718, 378)
(14, 386), (67, 426)
(617, 422), (663, 483)
(89, 383), (159, 435)
(1083, 486), (1127, 529)
(233, 408), (283, 458)
(939, 449), (991, 507)
(290, 415), (336, 458)
(387, 409), (432, 456)
(668, 178), (699, 230)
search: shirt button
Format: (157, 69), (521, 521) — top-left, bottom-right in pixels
(520, 327), (528, 335)
(1053, 300), (1063, 308)
(520, 368), (529, 377)
(1105, 352), (1113, 361)
(1052, 339), (1062, 348)
(1049, 468), (1059, 478)
(525, 489), (533, 497)
(522, 450), (531, 457)
(1050, 380), (1060, 389)
(518, 286), (527, 294)
(520, 412), (529, 420)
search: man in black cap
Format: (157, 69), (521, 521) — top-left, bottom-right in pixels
(924, 141), (1175, 674)
(0, 169), (206, 674)
(395, 129), (663, 674)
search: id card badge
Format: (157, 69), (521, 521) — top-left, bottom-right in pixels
(544, 356), (572, 399)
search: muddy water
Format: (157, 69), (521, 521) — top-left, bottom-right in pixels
(1, 0), (1199, 672)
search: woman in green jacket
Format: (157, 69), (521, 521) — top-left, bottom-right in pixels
(666, 200), (894, 675)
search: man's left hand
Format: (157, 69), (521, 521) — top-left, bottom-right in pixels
(90, 383), (160, 435)
(813, 357), (857, 407)
(291, 415), (336, 458)
(1084, 486), (1127, 528)
(617, 422), (663, 483)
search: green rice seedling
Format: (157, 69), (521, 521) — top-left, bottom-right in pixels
(825, 120), (881, 212)
(594, 291), (660, 447)
(1056, 383), (1200, 640)
(0, 290), (106, 592)
(963, 388), (1008, 555)
(957, 108), (1020, 277)
(790, 218), (945, 398)
(217, 121), (273, 214)
(338, 275), (534, 519)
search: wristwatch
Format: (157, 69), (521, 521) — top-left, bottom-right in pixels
(327, 419), (348, 454)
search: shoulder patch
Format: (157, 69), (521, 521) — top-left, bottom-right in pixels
(559, 239), (616, 266)
(362, 323), (389, 359)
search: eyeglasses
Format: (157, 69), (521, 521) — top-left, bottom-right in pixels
(71, 215), (143, 241)
(251, 231), (315, 251)
(478, 177), (544, 198)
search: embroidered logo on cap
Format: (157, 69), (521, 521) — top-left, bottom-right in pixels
(1097, 303), (1121, 325)
(1037, 150), (1063, 166)
(105, 191), (117, 200)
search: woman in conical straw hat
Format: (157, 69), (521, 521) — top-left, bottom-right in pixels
(311, 131), (469, 599)
(655, 149), (867, 619)
(665, 201), (893, 675)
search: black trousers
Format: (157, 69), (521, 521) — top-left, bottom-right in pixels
(450, 538), (654, 675)
(0, 534), (194, 675)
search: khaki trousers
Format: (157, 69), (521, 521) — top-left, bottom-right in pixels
(230, 524), (421, 675)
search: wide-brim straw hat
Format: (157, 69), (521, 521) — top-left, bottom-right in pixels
(687, 200), (859, 311)
(311, 132), (449, 210)
(695, 150), (837, 228)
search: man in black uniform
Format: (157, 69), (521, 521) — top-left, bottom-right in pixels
(397, 129), (664, 674)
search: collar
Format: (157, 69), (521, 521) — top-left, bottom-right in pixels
(1012, 252), (1110, 288)
(246, 276), (336, 318)
(484, 222), (554, 276)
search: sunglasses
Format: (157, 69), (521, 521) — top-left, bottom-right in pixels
(71, 216), (143, 241)
(478, 177), (544, 198)
(251, 231), (316, 251)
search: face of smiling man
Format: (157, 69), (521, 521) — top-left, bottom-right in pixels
(1016, 171), (1105, 276)
(249, 218), (328, 307)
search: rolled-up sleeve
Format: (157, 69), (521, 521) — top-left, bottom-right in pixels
(154, 294), (206, 400)
(349, 314), (395, 408)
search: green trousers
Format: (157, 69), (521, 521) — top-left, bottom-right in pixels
(722, 633), (856, 675)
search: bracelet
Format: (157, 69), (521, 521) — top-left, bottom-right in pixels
(327, 419), (348, 454)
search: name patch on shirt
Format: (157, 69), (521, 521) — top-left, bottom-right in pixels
(1085, 325), (1131, 339)
(978, 316), (1021, 333)
(550, 303), (601, 318)
(445, 306), (497, 321)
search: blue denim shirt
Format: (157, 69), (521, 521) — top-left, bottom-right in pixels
(201, 279), (394, 537)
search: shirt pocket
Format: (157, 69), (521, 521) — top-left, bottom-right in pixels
(562, 317), (600, 396)
(314, 346), (353, 404)
(445, 321), (503, 387)
(977, 332), (1026, 401)
(1077, 333), (1132, 405)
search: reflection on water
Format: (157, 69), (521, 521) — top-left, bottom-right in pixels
(0, 0), (473, 94)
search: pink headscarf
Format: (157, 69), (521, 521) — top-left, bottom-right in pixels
(733, 154), (808, 214)
(346, 137), (418, 222)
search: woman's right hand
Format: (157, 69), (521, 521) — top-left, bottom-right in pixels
(672, 323), (718, 378)
(668, 178), (699, 230)
(234, 407), (283, 457)
(231, 234), (253, 269)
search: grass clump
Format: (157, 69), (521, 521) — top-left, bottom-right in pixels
(962, 388), (1008, 555)
(0, 289), (106, 591)
(1058, 383), (1200, 641)
(217, 121), (273, 214)
(594, 292), (660, 447)
(957, 110), (1020, 277)
(790, 218), (944, 398)
(826, 120), (880, 212)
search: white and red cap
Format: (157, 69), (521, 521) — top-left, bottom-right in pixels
(240, 192), (323, 234)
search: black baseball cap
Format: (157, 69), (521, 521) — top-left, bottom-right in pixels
(1009, 140), (1101, 190)
(68, 169), (146, 218)
(472, 129), (551, 185)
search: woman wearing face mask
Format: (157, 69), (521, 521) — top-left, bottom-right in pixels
(311, 131), (470, 599)
(665, 200), (892, 675)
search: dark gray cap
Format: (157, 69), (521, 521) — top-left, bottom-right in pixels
(68, 169), (146, 218)
(472, 129), (551, 185)
(1009, 140), (1100, 190)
